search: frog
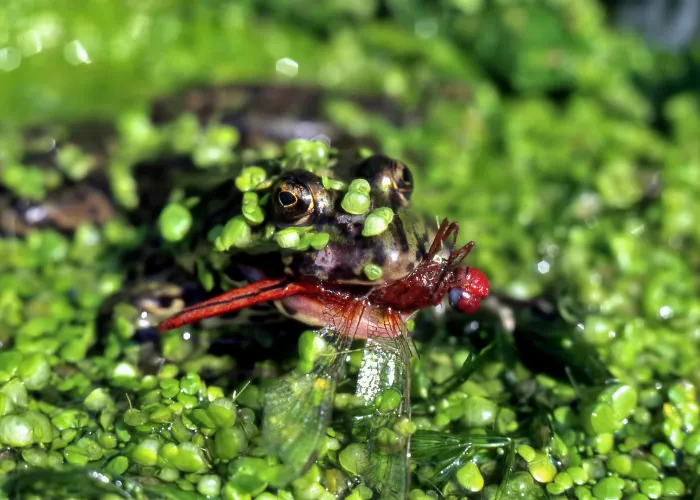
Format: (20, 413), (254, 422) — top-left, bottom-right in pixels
(133, 151), (480, 333)
(158, 151), (491, 331)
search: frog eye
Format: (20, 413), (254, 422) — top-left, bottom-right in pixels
(355, 154), (414, 207)
(272, 172), (330, 225)
(392, 161), (414, 195)
(278, 189), (303, 209)
(276, 181), (313, 219)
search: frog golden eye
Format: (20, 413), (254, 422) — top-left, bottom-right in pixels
(355, 154), (414, 207)
(391, 160), (413, 196)
(272, 171), (327, 226)
(275, 181), (313, 219)
(278, 190), (299, 208)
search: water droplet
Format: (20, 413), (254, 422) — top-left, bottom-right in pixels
(0, 46), (22, 71)
(276, 57), (298, 77)
(33, 14), (64, 48)
(465, 320), (480, 333)
(659, 305), (673, 319)
(24, 207), (47, 224)
(537, 260), (550, 274)
(18, 31), (43, 56)
(64, 40), (91, 65)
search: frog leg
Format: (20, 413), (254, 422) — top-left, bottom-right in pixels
(158, 278), (323, 331)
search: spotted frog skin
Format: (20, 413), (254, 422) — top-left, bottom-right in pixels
(159, 151), (449, 329)
(139, 153), (448, 336)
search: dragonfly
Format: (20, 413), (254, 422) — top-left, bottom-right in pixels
(159, 214), (490, 498)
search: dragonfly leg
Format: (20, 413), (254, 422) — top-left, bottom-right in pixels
(425, 218), (459, 261)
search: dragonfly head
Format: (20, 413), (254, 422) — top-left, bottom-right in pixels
(448, 267), (490, 314)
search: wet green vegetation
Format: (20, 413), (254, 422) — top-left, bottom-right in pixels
(1, 1), (700, 499)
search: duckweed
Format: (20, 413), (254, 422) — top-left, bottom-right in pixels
(341, 191), (371, 215)
(309, 232), (330, 251)
(216, 216), (252, 251)
(0, 415), (33, 447)
(661, 477), (686, 497)
(361, 207), (394, 237)
(321, 175), (346, 192)
(338, 444), (368, 476)
(236, 166), (268, 192)
(528, 453), (557, 483)
(461, 396), (498, 427)
(362, 263), (383, 281)
(455, 462), (484, 492)
(241, 192), (266, 226)
(283, 139), (329, 171)
(158, 203), (193, 242)
(193, 125), (239, 168)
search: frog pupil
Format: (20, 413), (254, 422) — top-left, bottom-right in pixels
(279, 191), (297, 207)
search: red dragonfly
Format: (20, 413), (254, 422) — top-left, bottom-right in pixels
(159, 218), (489, 498)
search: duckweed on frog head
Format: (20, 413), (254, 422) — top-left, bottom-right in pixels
(2, 1), (700, 499)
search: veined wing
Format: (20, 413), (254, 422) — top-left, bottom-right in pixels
(355, 308), (412, 499)
(262, 296), (363, 487)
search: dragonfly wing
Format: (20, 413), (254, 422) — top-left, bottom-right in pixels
(355, 310), (412, 499)
(262, 298), (361, 486)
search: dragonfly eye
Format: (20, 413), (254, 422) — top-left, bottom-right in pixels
(271, 171), (332, 225)
(355, 154), (414, 207)
(449, 288), (481, 314)
(449, 267), (490, 314)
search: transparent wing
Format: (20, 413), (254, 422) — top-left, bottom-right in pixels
(262, 297), (363, 486)
(355, 309), (412, 499)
